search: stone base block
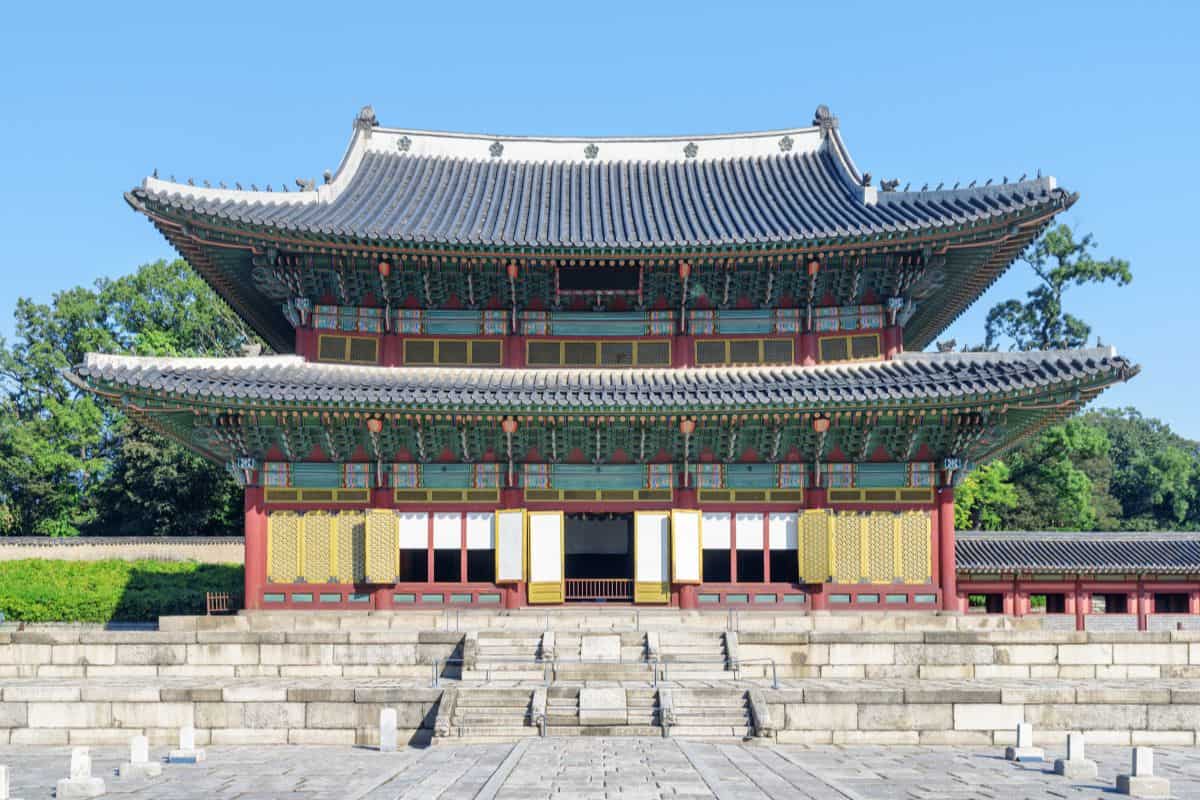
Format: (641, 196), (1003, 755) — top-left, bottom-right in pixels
(1116, 774), (1170, 797)
(167, 748), (206, 764)
(1053, 758), (1097, 780)
(118, 761), (163, 778)
(55, 777), (105, 799)
(1004, 746), (1044, 762)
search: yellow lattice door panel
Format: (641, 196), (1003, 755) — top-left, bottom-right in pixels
(364, 509), (398, 584)
(334, 512), (366, 584)
(301, 511), (334, 583)
(864, 513), (895, 584)
(267, 511), (302, 583)
(830, 513), (862, 584)
(800, 509), (831, 583)
(898, 511), (933, 584)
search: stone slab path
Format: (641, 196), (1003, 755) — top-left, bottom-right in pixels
(2, 740), (1199, 798)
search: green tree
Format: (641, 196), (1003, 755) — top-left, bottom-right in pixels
(984, 225), (1131, 351)
(955, 461), (1018, 530)
(0, 259), (254, 537)
(1003, 420), (1112, 530)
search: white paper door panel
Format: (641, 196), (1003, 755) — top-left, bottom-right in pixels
(494, 510), (525, 583)
(433, 512), (461, 549)
(701, 512), (731, 549)
(635, 511), (670, 583)
(670, 510), (702, 584)
(465, 513), (494, 550)
(397, 512), (428, 550)
(735, 513), (765, 550)
(768, 513), (799, 550)
(528, 513), (564, 583)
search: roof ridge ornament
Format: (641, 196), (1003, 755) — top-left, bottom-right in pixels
(397, 135), (412, 152)
(778, 135), (794, 153)
(489, 140), (504, 158)
(355, 105), (378, 131)
(813, 104), (838, 137)
(584, 143), (599, 159)
(683, 142), (698, 159)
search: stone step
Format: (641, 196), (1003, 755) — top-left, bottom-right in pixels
(454, 690), (533, 704)
(436, 728), (539, 743)
(672, 712), (748, 725)
(547, 687), (579, 699)
(453, 714), (531, 726)
(452, 704), (532, 714)
(669, 726), (754, 738)
(461, 669), (546, 681)
(546, 725), (662, 737)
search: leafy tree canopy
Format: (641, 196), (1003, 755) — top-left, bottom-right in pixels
(0, 259), (254, 536)
(984, 224), (1131, 351)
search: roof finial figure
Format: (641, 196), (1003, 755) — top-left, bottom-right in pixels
(880, 178), (899, 192)
(323, 170), (333, 184)
(936, 339), (957, 353)
(1018, 174), (1026, 182)
(296, 177), (315, 192)
(152, 168), (158, 179)
(812, 104), (838, 136)
(861, 172), (872, 187)
(235, 182), (243, 190)
(355, 105), (378, 130)
(187, 178), (195, 186)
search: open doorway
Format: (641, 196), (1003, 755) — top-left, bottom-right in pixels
(564, 513), (633, 601)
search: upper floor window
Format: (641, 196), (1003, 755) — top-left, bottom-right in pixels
(317, 334), (379, 365)
(526, 338), (670, 367)
(818, 334), (880, 363)
(694, 338), (794, 366)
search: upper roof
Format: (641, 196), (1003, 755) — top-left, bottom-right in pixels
(957, 531), (1200, 574)
(131, 105), (1067, 250)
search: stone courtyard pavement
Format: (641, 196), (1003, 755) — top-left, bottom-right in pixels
(3, 739), (1199, 799)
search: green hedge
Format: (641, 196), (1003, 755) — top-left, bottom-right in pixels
(0, 560), (242, 623)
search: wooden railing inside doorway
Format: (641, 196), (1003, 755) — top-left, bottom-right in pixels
(565, 578), (633, 601)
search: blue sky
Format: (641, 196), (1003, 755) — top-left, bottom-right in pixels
(2, 1), (1197, 436)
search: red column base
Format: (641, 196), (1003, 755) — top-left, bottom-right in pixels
(678, 585), (698, 610)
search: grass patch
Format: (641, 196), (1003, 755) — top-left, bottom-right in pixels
(0, 559), (242, 623)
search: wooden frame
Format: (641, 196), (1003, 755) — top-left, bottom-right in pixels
(316, 333), (380, 364)
(816, 332), (881, 363)
(634, 510), (671, 603)
(693, 337), (794, 366)
(524, 338), (672, 367)
(401, 337), (503, 366)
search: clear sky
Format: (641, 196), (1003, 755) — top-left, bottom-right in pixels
(2, 1), (1197, 435)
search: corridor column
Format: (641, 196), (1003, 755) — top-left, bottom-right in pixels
(937, 486), (958, 612)
(243, 486), (268, 611)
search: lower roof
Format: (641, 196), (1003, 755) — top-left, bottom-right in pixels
(73, 347), (1133, 413)
(956, 531), (1200, 575)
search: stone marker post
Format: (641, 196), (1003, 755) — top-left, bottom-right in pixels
(1053, 732), (1097, 780)
(54, 747), (105, 799)
(380, 708), (398, 752)
(1004, 722), (1044, 762)
(168, 725), (206, 764)
(119, 734), (163, 778)
(1117, 747), (1170, 797)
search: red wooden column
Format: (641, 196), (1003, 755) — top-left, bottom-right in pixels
(243, 486), (268, 611)
(937, 486), (958, 611)
(1074, 578), (1086, 631)
(799, 333), (818, 366)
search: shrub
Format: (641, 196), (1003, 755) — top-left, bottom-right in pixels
(0, 559), (242, 623)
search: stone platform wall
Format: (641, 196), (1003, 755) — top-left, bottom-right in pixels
(0, 537), (243, 563)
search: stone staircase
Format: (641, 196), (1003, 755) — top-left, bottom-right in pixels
(544, 687), (662, 737)
(667, 688), (754, 740)
(657, 631), (734, 679)
(550, 632), (655, 681)
(434, 687), (538, 744)
(463, 631), (546, 680)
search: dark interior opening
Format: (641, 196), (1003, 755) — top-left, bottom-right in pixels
(736, 550), (765, 583)
(1155, 593), (1189, 613)
(398, 549), (427, 582)
(703, 550), (732, 583)
(433, 550), (461, 582)
(558, 267), (639, 292)
(769, 550), (799, 584)
(466, 550), (494, 583)
(564, 513), (633, 579)
(1095, 593), (1128, 613)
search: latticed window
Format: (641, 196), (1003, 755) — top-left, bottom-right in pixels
(817, 333), (880, 363)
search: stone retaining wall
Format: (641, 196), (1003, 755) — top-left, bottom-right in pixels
(0, 537), (242, 563)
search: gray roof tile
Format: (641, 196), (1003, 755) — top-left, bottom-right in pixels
(957, 531), (1200, 574)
